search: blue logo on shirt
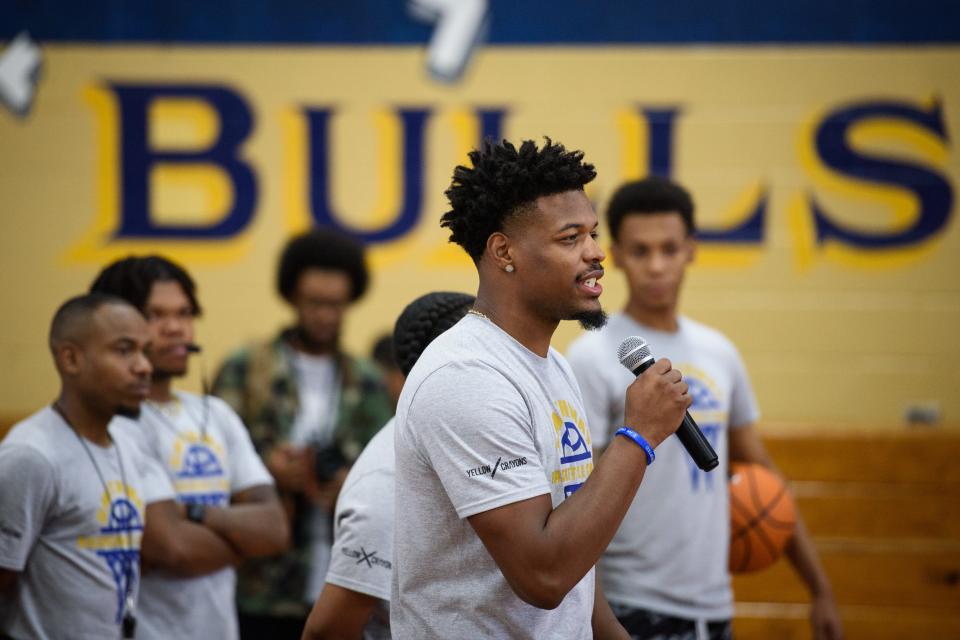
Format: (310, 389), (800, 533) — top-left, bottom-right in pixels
(177, 443), (224, 478)
(99, 498), (142, 622)
(169, 435), (230, 506)
(551, 400), (594, 497)
(685, 376), (723, 491)
(560, 421), (591, 465)
(77, 485), (144, 624)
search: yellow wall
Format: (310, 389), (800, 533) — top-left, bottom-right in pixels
(1, 46), (958, 427)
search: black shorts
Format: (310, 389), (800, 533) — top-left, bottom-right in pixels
(610, 602), (732, 640)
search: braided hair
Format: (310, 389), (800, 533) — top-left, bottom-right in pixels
(90, 255), (202, 316)
(393, 292), (476, 376)
(441, 138), (597, 263)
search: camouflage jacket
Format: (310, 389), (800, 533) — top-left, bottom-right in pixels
(212, 329), (393, 618)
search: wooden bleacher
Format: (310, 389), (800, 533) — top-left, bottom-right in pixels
(734, 430), (960, 639)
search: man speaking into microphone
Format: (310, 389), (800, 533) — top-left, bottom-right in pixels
(567, 177), (842, 640)
(392, 139), (691, 639)
(91, 256), (289, 640)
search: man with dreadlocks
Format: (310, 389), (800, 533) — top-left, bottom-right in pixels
(302, 291), (476, 640)
(391, 139), (692, 638)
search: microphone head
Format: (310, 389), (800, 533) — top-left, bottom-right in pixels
(618, 336), (653, 372)
(185, 344), (202, 353)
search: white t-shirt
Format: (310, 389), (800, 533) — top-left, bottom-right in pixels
(112, 391), (274, 640)
(566, 313), (760, 621)
(0, 407), (175, 640)
(289, 351), (339, 602)
(325, 418), (395, 640)
(289, 352), (338, 447)
(392, 314), (597, 639)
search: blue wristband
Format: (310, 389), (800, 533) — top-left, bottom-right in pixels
(615, 427), (655, 466)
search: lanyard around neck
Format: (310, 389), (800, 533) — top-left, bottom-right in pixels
(51, 402), (138, 637)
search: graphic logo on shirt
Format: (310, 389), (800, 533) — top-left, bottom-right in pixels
(168, 433), (230, 506)
(340, 545), (392, 570)
(549, 400), (594, 497)
(680, 364), (726, 492)
(76, 482), (145, 623)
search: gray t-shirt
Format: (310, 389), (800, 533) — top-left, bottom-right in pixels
(325, 418), (395, 640)
(566, 313), (760, 621)
(0, 407), (175, 640)
(112, 391), (274, 640)
(392, 315), (596, 639)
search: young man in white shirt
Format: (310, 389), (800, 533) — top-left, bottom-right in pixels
(566, 176), (843, 640)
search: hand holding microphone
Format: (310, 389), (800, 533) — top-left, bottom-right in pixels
(618, 336), (719, 472)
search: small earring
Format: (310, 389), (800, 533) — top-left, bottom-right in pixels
(505, 264), (515, 273)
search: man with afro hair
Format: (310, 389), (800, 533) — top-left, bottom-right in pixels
(213, 228), (393, 639)
(391, 139), (692, 638)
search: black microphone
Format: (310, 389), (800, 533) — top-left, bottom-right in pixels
(617, 336), (719, 472)
(186, 343), (202, 353)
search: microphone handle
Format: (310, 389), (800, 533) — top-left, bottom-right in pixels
(632, 358), (719, 472)
(677, 412), (719, 471)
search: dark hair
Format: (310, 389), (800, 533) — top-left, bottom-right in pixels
(90, 255), (202, 316)
(606, 176), (696, 241)
(277, 228), (369, 302)
(393, 292), (475, 376)
(49, 292), (132, 352)
(370, 334), (397, 371)
(441, 138), (597, 262)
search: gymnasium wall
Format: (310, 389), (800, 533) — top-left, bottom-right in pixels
(2, 1), (958, 428)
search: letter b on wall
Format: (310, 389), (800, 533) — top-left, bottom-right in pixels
(110, 84), (257, 239)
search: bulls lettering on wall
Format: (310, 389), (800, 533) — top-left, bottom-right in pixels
(81, 82), (953, 269)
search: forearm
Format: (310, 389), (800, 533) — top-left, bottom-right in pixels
(729, 427), (842, 638)
(478, 437), (648, 608)
(302, 583), (378, 640)
(543, 438), (648, 580)
(203, 501), (289, 557)
(791, 517), (845, 639)
(592, 573), (629, 640)
(144, 522), (240, 576)
(785, 515), (833, 597)
(142, 500), (241, 576)
(729, 429), (833, 596)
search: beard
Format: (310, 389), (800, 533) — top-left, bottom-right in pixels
(150, 366), (182, 380)
(115, 404), (142, 419)
(571, 308), (608, 330)
(295, 325), (339, 354)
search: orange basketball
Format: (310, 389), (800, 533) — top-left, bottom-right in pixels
(729, 462), (797, 573)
